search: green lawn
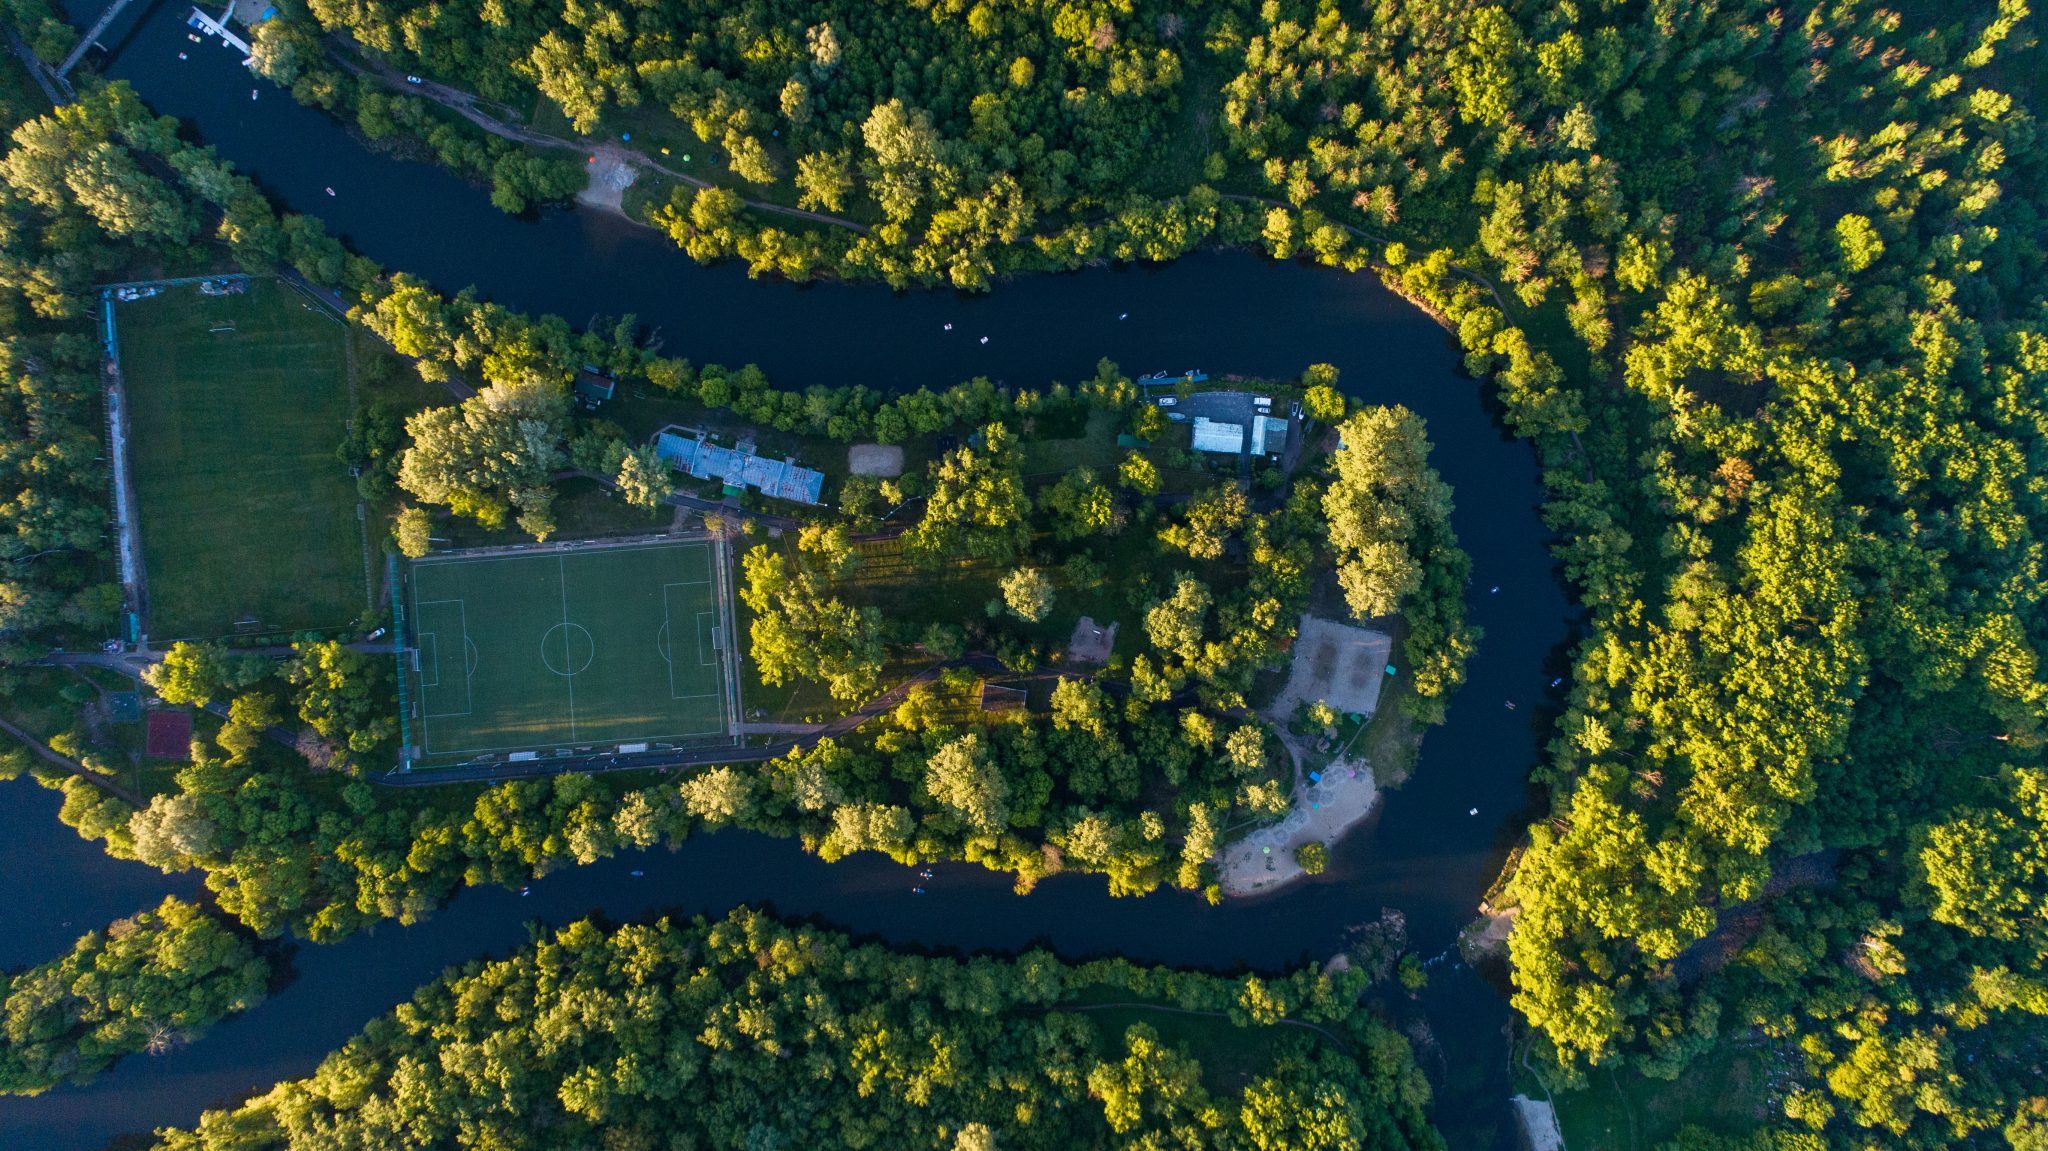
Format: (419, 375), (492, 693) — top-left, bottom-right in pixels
(1546, 1042), (1775, 1151)
(118, 278), (365, 639)
(408, 538), (734, 764)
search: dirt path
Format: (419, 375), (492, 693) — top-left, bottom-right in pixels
(332, 48), (869, 234)
(0, 714), (146, 807)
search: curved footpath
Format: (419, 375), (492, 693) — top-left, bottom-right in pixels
(2, 9), (1575, 1149)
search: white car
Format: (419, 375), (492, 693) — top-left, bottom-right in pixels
(1155, 397), (1177, 407)
(405, 75), (422, 84)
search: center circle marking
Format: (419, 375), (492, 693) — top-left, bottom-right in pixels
(541, 622), (595, 676)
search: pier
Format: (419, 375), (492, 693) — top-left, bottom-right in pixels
(183, 4), (253, 58)
(56, 0), (140, 77)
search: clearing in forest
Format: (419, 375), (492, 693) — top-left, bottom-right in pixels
(406, 537), (737, 765)
(115, 277), (364, 639)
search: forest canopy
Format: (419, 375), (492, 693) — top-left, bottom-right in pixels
(0, 0), (2042, 1144)
(146, 908), (1443, 1151)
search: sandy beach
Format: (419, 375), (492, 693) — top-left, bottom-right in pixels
(1216, 756), (1379, 896)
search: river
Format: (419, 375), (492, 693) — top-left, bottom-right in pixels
(0, 4), (1575, 1148)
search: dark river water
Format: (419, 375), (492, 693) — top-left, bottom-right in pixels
(0, 4), (1575, 1148)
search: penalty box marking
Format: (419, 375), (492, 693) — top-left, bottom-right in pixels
(414, 598), (474, 720)
(412, 545), (727, 759)
(662, 580), (714, 701)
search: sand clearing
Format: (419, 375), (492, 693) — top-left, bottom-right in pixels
(1067, 616), (1117, 665)
(847, 443), (904, 477)
(576, 148), (637, 212)
(1268, 615), (1392, 723)
(1511, 1095), (1566, 1151)
(1217, 757), (1378, 897)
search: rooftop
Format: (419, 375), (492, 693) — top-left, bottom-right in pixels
(654, 428), (824, 505)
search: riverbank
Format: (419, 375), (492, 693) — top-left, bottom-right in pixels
(1217, 756), (1380, 897)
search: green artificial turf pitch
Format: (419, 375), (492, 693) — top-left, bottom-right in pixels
(408, 540), (732, 761)
(117, 279), (364, 638)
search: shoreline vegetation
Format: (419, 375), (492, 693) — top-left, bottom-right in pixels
(1216, 754), (1379, 898)
(0, 897), (269, 1096)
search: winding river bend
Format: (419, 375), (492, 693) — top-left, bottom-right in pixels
(2, 5), (1575, 1148)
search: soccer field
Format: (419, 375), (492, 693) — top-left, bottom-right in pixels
(116, 278), (364, 638)
(408, 539), (736, 763)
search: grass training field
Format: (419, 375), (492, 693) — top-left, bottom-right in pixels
(118, 278), (364, 638)
(408, 539), (734, 763)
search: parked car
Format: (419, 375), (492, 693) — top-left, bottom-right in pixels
(1155, 397), (1177, 407)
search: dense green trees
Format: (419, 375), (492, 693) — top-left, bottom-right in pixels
(0, 897), (268, 1094)
(270, 0), (1199, 287)
(286, 641), (398, 769)
(1348, 2), (2048, 1145)
(398, 376), (569, 537)
(0, 335), (120, 664)
(1322, 407), (1476, 722)
(142, 641), (271, 708)
(906, 422), (1032, 566)
(742, 527), (884, 701)
(145, 909), (1441, 1151)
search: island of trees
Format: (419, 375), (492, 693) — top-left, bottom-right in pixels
(0, 897), (268, 1095)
